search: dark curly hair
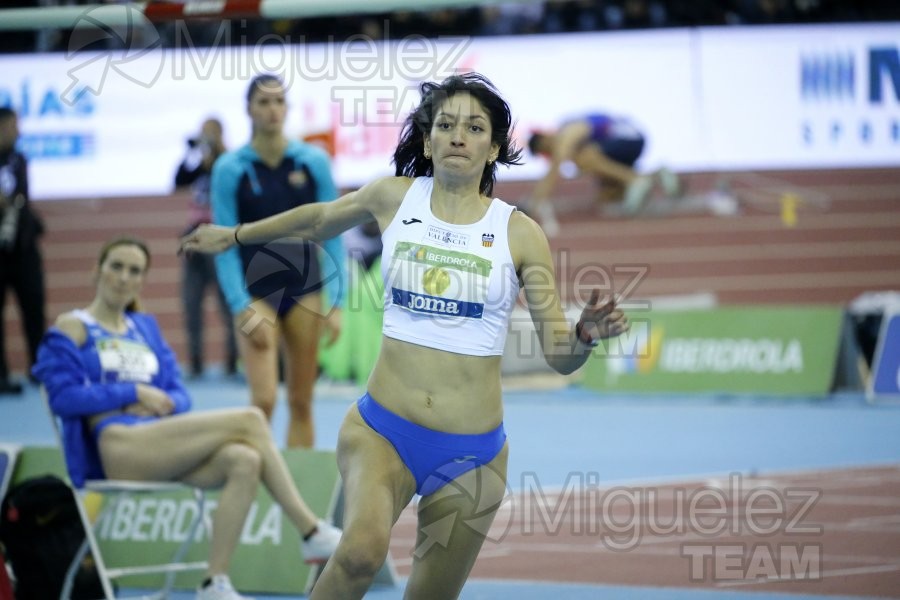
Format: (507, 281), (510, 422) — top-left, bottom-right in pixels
(392, 72), (523, 196)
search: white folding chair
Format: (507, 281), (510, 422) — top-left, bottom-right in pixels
(62, 480), (209, 600)
(44, 392), (209, 599)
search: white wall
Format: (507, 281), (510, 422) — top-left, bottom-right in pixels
(0, 23), (897, 200)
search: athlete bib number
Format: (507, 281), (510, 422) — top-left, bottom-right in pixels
(96, 338), (159, 383)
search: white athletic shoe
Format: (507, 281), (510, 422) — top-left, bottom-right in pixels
(656, 167), (682, 198)
(622, 175), (654, 215)
(196, 574), (253, 600)
(301, 520), (342, 564)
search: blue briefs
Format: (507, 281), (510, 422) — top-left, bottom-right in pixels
(357, 392), (507, 497)
(245, 241), (324, 318)
(92, 413), (158, 444)
(597, 137), (644, 167)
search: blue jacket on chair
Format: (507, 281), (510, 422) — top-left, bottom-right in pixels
(32, 312), (190, 487)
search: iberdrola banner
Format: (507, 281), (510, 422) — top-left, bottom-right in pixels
(9, 446), (344, 595)
(582, 306), (843, 395)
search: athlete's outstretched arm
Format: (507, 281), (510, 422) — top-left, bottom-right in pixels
(180, 176), (408, 255)
(511, 210), (628, 374)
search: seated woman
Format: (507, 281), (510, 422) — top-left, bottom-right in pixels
(31, 236), (341, 600)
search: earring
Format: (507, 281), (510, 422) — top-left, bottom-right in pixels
(424, 150), (431, 159)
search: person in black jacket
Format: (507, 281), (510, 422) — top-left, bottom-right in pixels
(0, 106), (46, 395)
(174, 117), (238, 378)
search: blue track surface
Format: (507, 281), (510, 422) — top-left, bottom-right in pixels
(3, 375), (898, 599)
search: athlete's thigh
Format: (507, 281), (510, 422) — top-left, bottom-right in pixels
(179, 441), (260, 489)
(338, 404), (416, 545)
(280, 293), (323, 357)
(573, 143), (605, 170)
(237, 299), (280, 401)
(405, 443), (509, 600)
(98, 408), (263, 481)
(280, 293), (323, 390)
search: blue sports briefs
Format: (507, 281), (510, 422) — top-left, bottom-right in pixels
(356, 392), (507, 497)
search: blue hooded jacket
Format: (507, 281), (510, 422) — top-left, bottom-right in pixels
(32, 312), (190, 488)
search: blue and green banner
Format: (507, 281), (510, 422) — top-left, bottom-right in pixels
(582, 306), (843, 395)
(12, 447), (341, 595)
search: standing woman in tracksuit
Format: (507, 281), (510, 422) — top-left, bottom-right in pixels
(211, 74), (346, 448)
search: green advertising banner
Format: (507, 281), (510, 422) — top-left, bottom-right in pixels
(581, 306), (843, 395)
(12, 446), (341, 595)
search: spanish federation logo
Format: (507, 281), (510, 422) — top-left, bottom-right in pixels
(481, 233), (494, 248)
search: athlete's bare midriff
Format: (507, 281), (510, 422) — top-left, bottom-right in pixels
(366, 336), (504, 434)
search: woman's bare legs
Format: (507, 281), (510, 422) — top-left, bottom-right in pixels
(575, 146), (655, 214)
(98, 408), (322, 542)
(595, 176), (626, 206)
(403, 443), (509, 599)
(236, 300), (280, 421)
(310, 405), (416, 599)
(573, 145), (638, 186)
(281, 293), (324, 448)
(176, 442), (261, 574)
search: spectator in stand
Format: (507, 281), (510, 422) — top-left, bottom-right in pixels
(0, 106), (46, 395)
(174, 117), (239, 379)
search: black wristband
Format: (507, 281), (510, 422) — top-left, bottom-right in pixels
(233, 224), (244, 247)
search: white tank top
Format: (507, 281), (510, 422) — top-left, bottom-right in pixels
(381, 177), (520, 356)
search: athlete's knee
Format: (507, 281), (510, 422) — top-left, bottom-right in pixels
(222, 443), (262, 483)
(249, 394), (277, 419)
(332, 528), (390, 580)
(234, 406), (271, 438)
(287, 393), (313, 418)
(286, 368), (314, 402)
